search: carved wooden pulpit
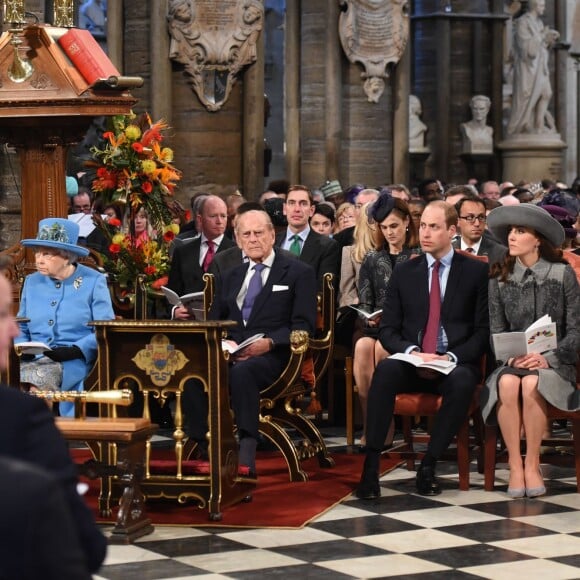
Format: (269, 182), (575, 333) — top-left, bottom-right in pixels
(0, 24), (137, 242)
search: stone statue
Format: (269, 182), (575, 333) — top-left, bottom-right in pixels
(507, 0), (559, 136)
(409, 94), (429, 152)
(460, 95), (494, 154)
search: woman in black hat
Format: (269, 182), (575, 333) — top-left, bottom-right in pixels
(481, 204), (580, 498)
(354, 195), (419, 447)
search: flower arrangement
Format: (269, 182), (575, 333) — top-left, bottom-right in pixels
(88, 112), (183, 289)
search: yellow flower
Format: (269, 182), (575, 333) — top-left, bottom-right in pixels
(166, 223), (180, 235)
(125, 125), (142, 141)
(161, 147), (174, 162)
(112, 233), (125, 245)
(141, 159), (157, 175)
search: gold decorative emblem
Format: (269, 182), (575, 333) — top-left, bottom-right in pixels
(73, 276), (83, 289)
(132, 334), (189, 386)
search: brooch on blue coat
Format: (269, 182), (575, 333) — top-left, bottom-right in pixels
(73, 276), (83, 290)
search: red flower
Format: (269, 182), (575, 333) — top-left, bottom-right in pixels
(132, 142), (144, 153)
(184, 210), (191, 222)
(144, 265), (157, 275)
(108, 217), (121, 227)
(96, 167), (108, 178)
(103, 131), (114, 140)
(150, 276), (169, 290)
(109, 243), (121, 254)
(163, 230), (175, 242)
(141, 181), (153, 194)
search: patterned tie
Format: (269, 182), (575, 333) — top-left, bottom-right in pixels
(241, 263), (266, 321)
(289, 234), (302, 256)
(422, 260), (441, 354)
(202, 240), (215, 272)
(465, 247), (475, 254)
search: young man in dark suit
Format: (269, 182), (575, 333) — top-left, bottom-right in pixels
(357, 201), (489, 498)
(453, 196), (507, 266)
(0, 271), (107, 574)
(276, 185), (340, 287)
(168, 195), (235, 317)
(185, 210), (317, 474)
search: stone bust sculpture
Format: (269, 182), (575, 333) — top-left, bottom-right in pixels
(409, 94), (429, 152)
(507, 0), (559, 136)
(460, 95), (494, 154)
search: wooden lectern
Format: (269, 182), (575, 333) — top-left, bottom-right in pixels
(0, 24), (137, 242)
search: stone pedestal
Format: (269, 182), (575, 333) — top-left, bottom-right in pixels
(460, 153), (494, 183)
(498, 135), (567, 183)
(409, 150), (431, 184)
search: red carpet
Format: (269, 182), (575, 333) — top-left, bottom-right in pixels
(76, 449), (401, 529)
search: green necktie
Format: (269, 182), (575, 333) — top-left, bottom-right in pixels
(289, 234), (302, 256)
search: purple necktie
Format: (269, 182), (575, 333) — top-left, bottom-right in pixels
(241, 263), (266, 321)
(422, 260), (441, 354)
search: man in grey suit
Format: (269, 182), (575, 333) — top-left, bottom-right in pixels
(453, 197), (507, 266)
(275, 185), (340, 287)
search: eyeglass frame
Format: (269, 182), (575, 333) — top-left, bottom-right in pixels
(458, 214), (487, 224)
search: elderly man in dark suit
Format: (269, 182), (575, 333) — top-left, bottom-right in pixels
(0, 271), (106, 574)
(357, 201), (489, 498)
(453, 196), (507, 266)
(185, 210), (317, 474)
(276, 185), (340, 287)
(168, 194), (235, 318)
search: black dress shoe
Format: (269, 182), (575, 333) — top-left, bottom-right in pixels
(416, 465), (441, 496)
(355, 469), (380, 500)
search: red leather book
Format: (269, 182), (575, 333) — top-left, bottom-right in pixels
(57, 28), (120, 85)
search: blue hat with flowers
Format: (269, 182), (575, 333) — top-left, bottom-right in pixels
(21, 218), (89, 257)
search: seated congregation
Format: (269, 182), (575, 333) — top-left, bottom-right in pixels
(6, 181), (580, 510)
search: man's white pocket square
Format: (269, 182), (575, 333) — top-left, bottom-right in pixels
(272, 284), (289, 292)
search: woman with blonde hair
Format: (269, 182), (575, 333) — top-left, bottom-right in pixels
(334, 202), (356, 234)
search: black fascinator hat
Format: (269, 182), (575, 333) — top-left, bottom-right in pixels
(368, 193), (396, 223)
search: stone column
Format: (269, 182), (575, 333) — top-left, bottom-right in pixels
(106, 0), (123, 72)
(243, 13), (265, 199)
(393, 41), (410, 184)
(325, 0), (341, 181)
(150, 0), (172, 123)
(285, 0), (301, 185)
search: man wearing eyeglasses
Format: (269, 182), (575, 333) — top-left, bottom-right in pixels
(453, 196), (506, 265)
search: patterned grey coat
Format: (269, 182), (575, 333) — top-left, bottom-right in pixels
(481, 258), (580, 422)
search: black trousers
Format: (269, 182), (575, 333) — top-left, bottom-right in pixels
(182, 350), (289, 442)
(366, 359), (479, 460)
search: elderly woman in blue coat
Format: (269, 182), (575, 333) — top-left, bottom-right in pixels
(15, 218), (115, 416)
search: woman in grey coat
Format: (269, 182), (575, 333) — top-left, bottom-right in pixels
(481, 204), (580, 499)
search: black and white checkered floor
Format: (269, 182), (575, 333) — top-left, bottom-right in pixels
(95, 430), (580, 580)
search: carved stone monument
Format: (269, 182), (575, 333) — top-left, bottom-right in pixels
(167, 0), (263, 112)
(409, 94), (429, 153)
(460, 95), (493, 155)
(338, 0), (409, 103)
(499, 0), (566, 181)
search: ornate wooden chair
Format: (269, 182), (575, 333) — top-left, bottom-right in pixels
(484, 360), (580, 493)
(258, 273), (336, 481)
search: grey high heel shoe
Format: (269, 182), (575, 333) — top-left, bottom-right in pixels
(525, 468), (546, 498)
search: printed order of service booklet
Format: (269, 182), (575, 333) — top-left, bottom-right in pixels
(492, 314), (557, 361)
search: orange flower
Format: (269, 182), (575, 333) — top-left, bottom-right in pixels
(132, 142), (144, 153)
(141, 181), (153, 194)
(109, 243), (122, 254)
(144, 265), (157, 276)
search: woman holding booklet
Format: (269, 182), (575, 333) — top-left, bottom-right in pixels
(15, 218), (115, 417)
(482, 204), (580, 498)
(353, 194), (419, 446)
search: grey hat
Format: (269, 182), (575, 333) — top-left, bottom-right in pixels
(487, 204), (565, 248)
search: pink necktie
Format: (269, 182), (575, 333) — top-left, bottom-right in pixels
(202, 240), (215, 272)
(422, 261), (441, 354)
